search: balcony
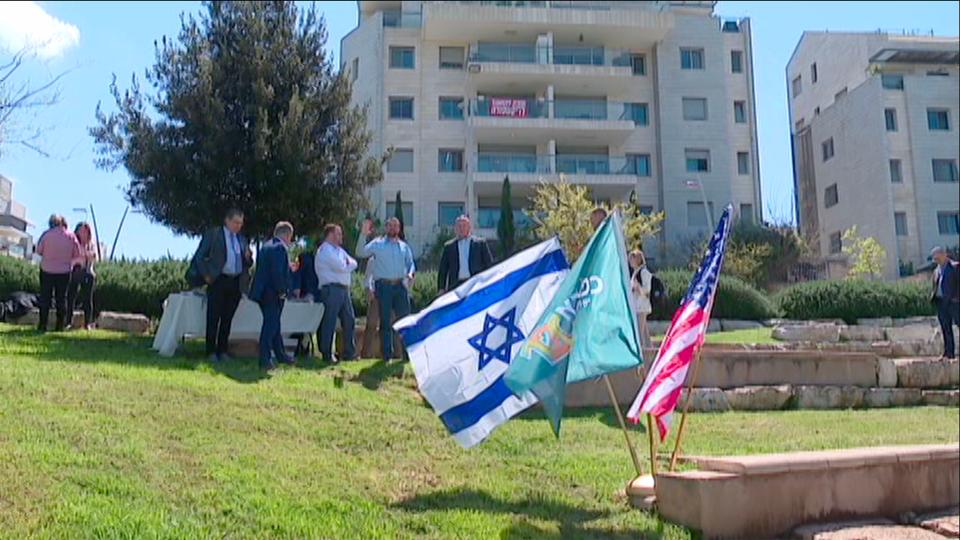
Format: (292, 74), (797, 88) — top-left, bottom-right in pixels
(467, 43), (640, 92)
(381, 10), (421, 28)
(472, 152), (645, 196)
(422, 1), (672, 48)
(468, 98), (640, 143)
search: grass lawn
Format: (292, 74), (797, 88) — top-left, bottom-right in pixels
(0, 324), (957, 539)
(653, 327), (777, 346)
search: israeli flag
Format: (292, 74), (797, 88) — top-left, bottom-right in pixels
(394, 238), (569, 448)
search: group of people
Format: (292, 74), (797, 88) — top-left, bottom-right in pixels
(183, 206), (661, 370)
(34, 214), (99, 332)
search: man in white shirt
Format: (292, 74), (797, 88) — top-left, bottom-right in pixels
(315, 223), (358, 363)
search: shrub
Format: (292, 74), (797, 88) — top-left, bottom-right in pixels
(0, 255), (39, 297)
(651, 269), (778, 321)
(776, 279), (934, 324)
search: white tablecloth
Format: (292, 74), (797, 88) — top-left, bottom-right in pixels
(152, 292), (324, 357)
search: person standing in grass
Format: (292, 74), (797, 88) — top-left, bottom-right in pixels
(35, 214), (80, 333)
(629, 249), (653, 349)
(250, 221), (296, 371)
(66, 222), (99, 330)
(930, 246), (960, 360)
(315, 223), (358, 364)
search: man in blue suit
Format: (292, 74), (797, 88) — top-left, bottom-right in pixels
(249, 221), (296, 370)
(931, 246), (960, 360)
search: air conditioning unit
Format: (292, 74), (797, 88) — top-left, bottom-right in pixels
(468, 63), (482, 73)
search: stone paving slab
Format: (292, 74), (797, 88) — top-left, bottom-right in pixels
(917, 508), (960, 538)
(797, 523), (949, 539)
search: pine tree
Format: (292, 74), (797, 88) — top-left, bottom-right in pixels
(90, 1), (383, 238)
(497, 175), (515, 259)
(393, 190), (405, 240)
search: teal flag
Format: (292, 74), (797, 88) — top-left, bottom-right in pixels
(503, 211), (643, 436)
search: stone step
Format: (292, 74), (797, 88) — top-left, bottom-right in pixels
(681, 386), (959, 412)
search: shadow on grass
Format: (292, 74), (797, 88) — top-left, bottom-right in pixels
(353, 360), (406, 390)
(393, 488), (667, 539)
(513, 404), (648, 434)
(2, 326), (273, 384)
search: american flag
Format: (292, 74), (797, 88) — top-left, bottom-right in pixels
(626, 204), (733, 440)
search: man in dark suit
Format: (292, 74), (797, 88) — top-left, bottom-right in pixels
(437, 215), (494, 294)
(249, 221), (296, 371)
(187, 208), (253, 362)
(930, 246), (960, 360)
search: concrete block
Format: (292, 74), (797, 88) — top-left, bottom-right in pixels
(893, 316), (939, 327)
(877, 358), (898, 387)
(886, 325), (937, 343)
(647, 320), (671, 336)
(13, 308), (84, 328)
(891, 340), (941, 357)
(696, 350), (879, 389)
(681, 387), (731, 412)
(794, 385), (865, 409)
(857, 317), (894, 327)
(916, 509), (960, 537)
(706, 319), (721, 333)
(97, 311), (150, 334)
(839, 325), (886, 342)
(719, 319), (764, 331)
(724, 385), (792, 411)
(922, 389), (960, 407)
(895, 359), (960, 388)
(862, 388), (923, 408)
(773, 323), (840, 343)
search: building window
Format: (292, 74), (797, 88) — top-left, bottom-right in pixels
(438, 149), (464, 172)
(734, 101), (747, 124)
(894, 212), (908, 236)
(739, 203), (754, 224)
(824, 183), (838, 208)
(386, 148), (414, 172)
(795, 118), (805, 131)
(791, 75), (802, 98)
(927, 108), (950, 131)
(932, 159), (959, 182)
(811, 62), (818, 83)
(889, 159), (902, 183)
(829, 231), (842, 254)
(625, 154), (651, 177)
(389, 97), (414, 119)
(638, 205), (655, 215)
(927, 70), (949, 77)
(438, 202), (465, 227)
(687, 201), (714, 228)
(685, 149), (710, 172)
(389, 46), (415, 69)
(439, 97), (464, 120)
(881, 74), (904, 90)
(821, 137), (834, 162)
(680, 47), (704, 70)
(629, 54), (646, 75)
(682, 97), (708, 121)
(439, 46), (465, 69)
(834, 87), (847, 100)
(884, 108), (897, 131)
(730, 50), (743, 73)
(385, 201), (414, 226)
(737, 152), (749, 175)
(622, 103), (648, 126)
(351, 58), (359, 81)
(938, 211), (960, 235)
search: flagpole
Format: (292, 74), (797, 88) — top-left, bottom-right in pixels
(602, 374), (643, 476)
(646, 413), (658, 476)
(668, 348), (704, 471)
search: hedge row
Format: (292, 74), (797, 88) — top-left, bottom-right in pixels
(0, 255), (939, 324)
(775, 279), (934, 324)
(651, 270), (778, 321)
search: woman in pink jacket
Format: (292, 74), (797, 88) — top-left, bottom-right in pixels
(35, 214), (80, 332)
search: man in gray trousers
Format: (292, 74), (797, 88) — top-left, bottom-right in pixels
(314, 223), (358, 363)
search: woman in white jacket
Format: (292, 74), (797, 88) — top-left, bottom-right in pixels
(629, 249), (653, 349)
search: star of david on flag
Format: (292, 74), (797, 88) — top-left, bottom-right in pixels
(394, 238), (569, 448)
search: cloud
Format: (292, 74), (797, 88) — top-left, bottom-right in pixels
(0, 2), (80, 59)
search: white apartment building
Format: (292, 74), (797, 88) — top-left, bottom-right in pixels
(0, 174), (32, 260)
(787, 31), (960, 279)
(341, 0), (761, 263)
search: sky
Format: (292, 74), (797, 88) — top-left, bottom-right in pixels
(0, 1), (957, 260)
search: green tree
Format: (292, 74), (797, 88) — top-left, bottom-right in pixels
(497, 175), (515, 259)
(529, 176), (663, 261)
(842, 226), (887, 279)
(90, 1), (383, 238)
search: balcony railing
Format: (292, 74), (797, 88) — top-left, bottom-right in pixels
(446, 1), (639, 11)
(476, 153), (647, 176)
(382, 11), (422, 28)
(470, 98), (644, 123)
(469, 43), (638, 68)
